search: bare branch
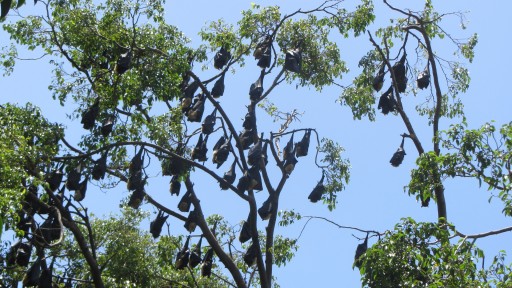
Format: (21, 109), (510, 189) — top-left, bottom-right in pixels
(297, 216), (383, 242)
(456, 226), (512, 240)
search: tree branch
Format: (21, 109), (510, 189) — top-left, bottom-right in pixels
(456, 226), (512, 239)
(184, 178), (248, 288)
(52, 140), (249, 201)
(188, 71), (249, 171)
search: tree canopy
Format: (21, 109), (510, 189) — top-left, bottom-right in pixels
(1, 0), (512, 287)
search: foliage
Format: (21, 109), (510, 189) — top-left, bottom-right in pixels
(359, 218), (485, 287)
(0, 103), (62, 235)
(1, 208), (228, 287)
(0, 0), (362, 287)
(0, 0), (510, 287)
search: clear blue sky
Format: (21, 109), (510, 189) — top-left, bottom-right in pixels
(1, 1), (512, 287)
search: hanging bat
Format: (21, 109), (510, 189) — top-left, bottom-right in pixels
(81, 98), (100, 130)
(6, 240), (21, 266)
(49, 217), (62, 243)
(284, 47), (302, 73)
(181, 81), (199, 110)
(377, 86), (397, 115)
(243, 243), (258, 266)
(38, 216), (61, 244)
(101, 115), (115, 137)
(187, 94), (206, 123)
(1, 0), (12, 19)
(189, 236), (203, 268)
(212, 135), (230, 168)
(115, 50), (132, 75)
(417, 69), (430, 89)
(127, 169), (143, 191)
(170, 175), (181, 196)
(23, 257), (41, 287)
(239, 214), (252, 243)
(45, 168), (64, 192)
(236, 171), (251, 193)
(169, 156), (188, 176)
(258, 195), (273, 220)
(177, 189), (192, 212)
(295, 129), (311, 157)
(392, 53), (407, 93)
(243, 109), (256, 130)
(16, 242), (32, 267)
(92, 152), (108, 180)
(238, 128), (255, 150)
(150, 210), (169, 239)
(128, 185), (145, 209)
(99, 50), (111, 70)
(390, 146), (406, 167)
(254, 36), (272, 68)
(65, 166), (81, 191)
(308, 172), (326, 203)
(169, 146), (186, 176)
(253, 36), (271, 59)
(283, 146), (298, 175)
(390, 136), (406, 167)
(283, 133), (294, 161)
(211, 73), (225, 98)
(175, 236), (190, 270)
(248, 166), (263, 191)
(38, 259), (53, 288)
(247, 134), (263, 166)
(214, 47), (231, 69)
(129, 146), (144, 174)
(191, 134), (209, 162)
(128, 148), (144, 190)
(184, 209), (198, 233)
(249, 70), (265, 102)
(73, 178), (88, 201)
(354, 233), (369, 269)
(257, 46), (271, 68)
(372, 63), (386, 92)
(201, 108), (217, 135)
(220, 160), (236, 190)
(201, 248), (214, 277)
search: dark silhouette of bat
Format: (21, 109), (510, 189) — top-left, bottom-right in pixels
(220, 160), (237, 190)
(372, 63), (386, 92)
(189, 236), (203, 268)
(92, 152), (108, 180)
(81, 98), (99, 130)
(201, 248), (214, 277)
(249, 70), (265, 101)
(284, 46), (302, 73)
(115, 50), (132, 74)
(392, 53), (407, 93)
(175, 236), (190, 270)
(354, 233), (369, 269)
(202, 108), (217, 135)
(390, 136), (406, 167)
(214, 47), (231, 69)
(308, 172), (326, 203)
(378, 86), (396, 115)
(417, 69), (430, 89)
(150, 210), (168, 239)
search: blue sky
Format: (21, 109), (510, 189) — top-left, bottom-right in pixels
(1, 1), (512, 287)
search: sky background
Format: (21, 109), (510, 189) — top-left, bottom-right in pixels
(1, 0), (512, 287)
